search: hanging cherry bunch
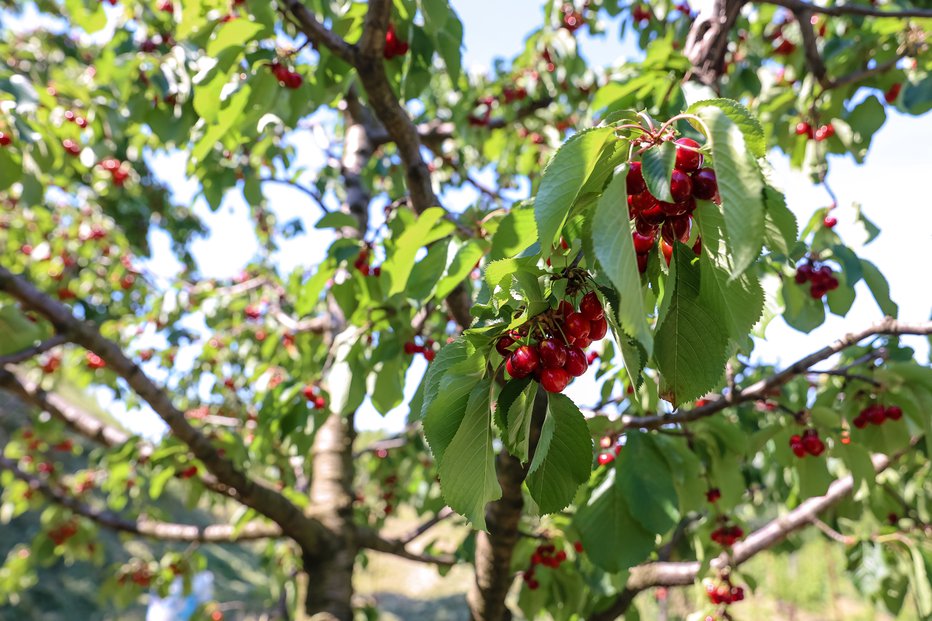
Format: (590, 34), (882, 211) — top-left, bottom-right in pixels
(852, 403), (902, 429)
(521, 540), (582, 590)
(626, 137), (718, 272)
(710, 520), (744, 547)
(789, 428), (825, 457)
(704, 570), (746, 619)
(302, 384), (327, 410)
(404, 339), (437, 362)
(496, 289), (607, 393)
(383, 23), (409, 59)
(268, 62), (303, 89)
(794, 258), (839, 299)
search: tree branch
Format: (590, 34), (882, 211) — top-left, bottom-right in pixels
(591, 439), (916, 620)
(795, 8), (829, 87)
(356, 527), (457, 567)
(0, 334), (68, 367)
(759, 0), (932, 20)
(401, 507), (455, 544)
(0, 266), (328, 554)
(277, 0), (357, 65)
(0, 454), (282, 542)
(260, 177), (330, 213)
(612, 318), (932, 430)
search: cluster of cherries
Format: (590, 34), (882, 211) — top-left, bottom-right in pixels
(380, 473), (399, 516)
(302, 384), (327, 409)
(353, 247), (382, 277)
(157, 0), (174, 13)
(99, 157), (130, 186)
(521, 541), (582, 590)
(48, 520), (79, 546)
(789, 428), (825, 458)
(706, 580), (745, 606)
(794, 259), (839, 299)
(269, 62), (303, 89)
(383, 23), (410, 59)
(795, 121), (835, 142)
(63, 108), (88, 129)
(710, 523), (744, 547)
(626, 137), (718, 272)
(497, 291), (606, 393)
(559, 3), (587, 32)
(852, 403), (902, 429)
(403, 339), (437, 362)
(631, 5), (651, 24)
(62, 138), (82, 156)
(117, 562), (154, 588)
(85, 351), (107, 370)
(596, 434), (621, 466)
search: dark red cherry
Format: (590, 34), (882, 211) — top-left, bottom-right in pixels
(674, 137), (703, 172)
(639, 201), (665, 225)
(661, 215), (691, 245)
(885, 405), (902, 421)
(659, 200), (687, 217)
(636, 253), (648, 273)
(626, 162), (647, 195)
(496, 335), (515, 357)
(670, 169), (693, 202)
(589, 317), (608, 340)
(565, 312), (591, 340)
(692, 236), (702, 256)
(507, 345), (540, 379)
(564, 346), (588, 377)
(632, 230), (655, 254)
(541, 367), (571, 393)
(634, 217), (659, 237)
(580, 291), (604, 320)
(691, 168), (717, 200)
(539, 338), (568, 368)
(629, 190), (657, 215)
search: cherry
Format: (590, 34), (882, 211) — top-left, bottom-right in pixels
(158, 0), (174, 13)
(597, 452), (615, 466)
(564, 346), (588, 377)
(884, 83), (902, 104)
(795, 121), (814, 138)
(302, 385), (316, 400)
(706, 488), (721, 503)
(574, 336), (592, 348)
(773, 38), (796, 55)
(866, 404), (886, 425)
(0, 131), (11, 146)
(541, 367), (571, 393)
(86, 352), (106, 369)
(629, 190), (657, 215)
(823, 216), (837, 228)
(62, 139), (81, 155)
(660, 238), (673, 265)
(661, 215), (691, 245)
(632, 230), (656, 254)
(674, 137), (703, 172)
(639, 201), (665, 225)
(558, 300), (575, 318)
(636, 253), (648, 273)
(670, 169), (693, 202)
(565, 312), (590, 340)
(496, 335), (516, 357)
(885, 405), (903, 421)
(626, 162), (647, 195)
(690, 168), (717, 200)
(632, 5), (651, 23)
(507, 345), (540, 379)
(284, 71), (303, 89)
(678, 196), (698, 215)
(692, 236), (702, 256)
(539, 338), (568, 368)
(659, 200), (687, 217)
(383, 23), (410, 59)
(589, 316), (608, 340)
(579, 291), (604, 320)
(423, 349), (436, 362)
(814, 123), (835, 141)
(789, 434), (806, 458)
(403, 342), (422, 354)
(802, 430), (824, 456)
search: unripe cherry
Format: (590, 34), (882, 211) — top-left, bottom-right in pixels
(579, 291), (604, 320)
(539, 338), (568, 368)
(540, 367), (571, 393)
(674, 137), (703, 172)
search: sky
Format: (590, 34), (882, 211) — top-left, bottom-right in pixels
(8, 1), (930, 438)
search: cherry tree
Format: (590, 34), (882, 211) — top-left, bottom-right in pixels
(0, 0), (930, 620)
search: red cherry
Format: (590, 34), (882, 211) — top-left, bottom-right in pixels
(284, 71), (303, 89)
(636, 253), (648, 273)
(866, 404), (886, 425)
(62, 139), (81, 155)
(660, 239), (673, 265)
(885, 405), (903, 421)
(670, 169), (693, 202)
(496, 335), (516, 357)
(659, 200), (687, 217)
(690, 168), (717, 200)
(823, 216), (837, 228)
(0, 131), (11, 146)
(539, 338), (568, 368)
(802, 431), (822, 455)
(597, 452), (615, 466)
(574, 336), (592, 348)
(773, 38), (796, 55)
(564, 312), (590, 340)
(661, 215), (691, 245)
(423, 349), (436, 362)
(629, 190), (657, 216)
(852, 414), (868, 429)
(795, 121), (814, 138)
(632, 229), (656, 254)
(674, 137), (703, 172)
(815, 123), (835, 141)
(692, 236), (702, 256)
(884, 83), (902, 104)
(558, 300), (575, 318)
(639, 201), (665, 225)
(705, 488), (721, 503)
(541, 367), (571, 393)
(313, 396), (326, 409)
(507, 345), (540, 379)
(589, 317), (608, 340)
(579, 291), (604, 320)
(626, 162), (647, 195)
(564, 346), (588, 377)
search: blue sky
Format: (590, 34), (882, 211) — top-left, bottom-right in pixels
(10, 1), (928, 437)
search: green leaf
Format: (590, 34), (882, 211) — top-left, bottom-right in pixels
(615, 433), (679, 534)
(194, 20), (266, 124)
(797, 455), (832, 499)
(908, 544), (932, 617)
(369, 357), (405, 415)
(654, 245), (730, 405)
(687, 98), (766, 158)
(576, 469), (656, 573)
(421, 339), (485, 459)
(781, 279), (826, 333)
(65, 0), (107, 33)
(315, 212), (360, 230)
(859, 259), (898, 317)
(438, 379), (501, 529)
(534, 127), (615, 257)
(762, 186), (798, 255)
(525, 394), (592, 514)
(490, 204), (537, 260)
(694, 105), (765, 276)
(834, 443), (875, 491)
(591, 171), (653, 352)
(148, 467), (176, 500)
(640, 140), (676, 203)
(434, 239), (486, 300)
(383, 207), (451, 296)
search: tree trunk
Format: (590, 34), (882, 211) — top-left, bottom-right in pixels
(685, 0), (746, 87)
(467, 390), (547, 621)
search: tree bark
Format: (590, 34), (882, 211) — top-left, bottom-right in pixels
(467, 389), (547, 621)
(685, 0), (746, 87)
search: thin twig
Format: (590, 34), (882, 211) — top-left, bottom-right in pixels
(0, 334), (68, 366)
